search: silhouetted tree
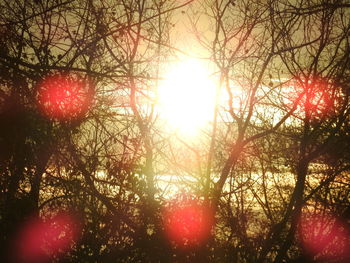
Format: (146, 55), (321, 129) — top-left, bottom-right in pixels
(1, 0), (350, 262)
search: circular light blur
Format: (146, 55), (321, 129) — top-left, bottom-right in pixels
(298, 211), (350, 261)
(37, 73), (93, 120)
(285, 75), (340, 121)
(13, 212), (80, 263)
(162, 196), (214, 248)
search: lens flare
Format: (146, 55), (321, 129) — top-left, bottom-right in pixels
(285, 75), (339, 121)
(298, 212), (350, 261)
(162, 196), (214, 248)
(12, 212), (80, 263)
(37, 73), (93, 120)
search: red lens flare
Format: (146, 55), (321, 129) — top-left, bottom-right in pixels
(37, 73), (93, 120)
(285, 76), (340, 121)
(297, 212), (350, 261)
(162, 196), (214, 248)
(13, 212), (80, 263)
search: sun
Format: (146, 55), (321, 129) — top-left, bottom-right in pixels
(157, 58), (216, 135)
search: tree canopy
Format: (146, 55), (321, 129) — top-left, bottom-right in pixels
(1, 0), (350, 262)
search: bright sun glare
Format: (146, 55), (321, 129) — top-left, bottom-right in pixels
(157, 58), (216, 135)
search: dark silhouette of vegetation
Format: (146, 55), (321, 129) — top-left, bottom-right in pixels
(1, 0), (350, 262)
